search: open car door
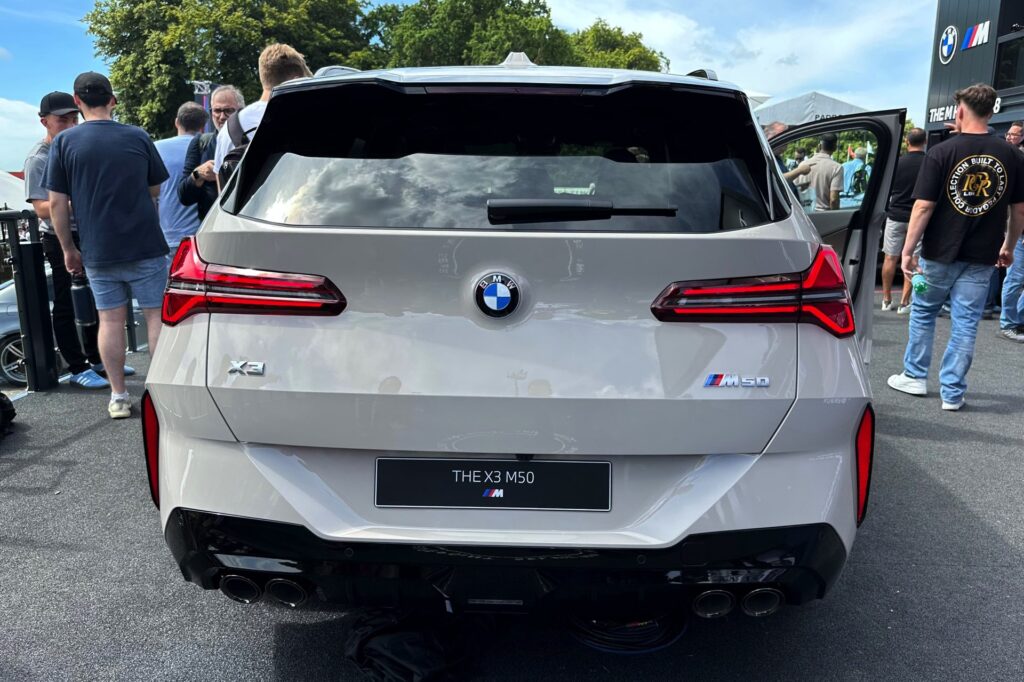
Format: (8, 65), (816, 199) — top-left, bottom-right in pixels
(770, 110), (906, 363)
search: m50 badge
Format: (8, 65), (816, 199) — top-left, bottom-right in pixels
(705, 373), (770, 388)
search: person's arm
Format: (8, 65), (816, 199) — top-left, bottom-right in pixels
(48, 191), (82, 275)
(1000, 203), (1024, 268)
(829, 167), (843, 209)
(178, 135), (204, 206)
(901, 199), (936, 277)
(783, 161), (812, 181)
(29, 199), (50, 220)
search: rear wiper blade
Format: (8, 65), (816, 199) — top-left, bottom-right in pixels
(486, 198), (677, 224)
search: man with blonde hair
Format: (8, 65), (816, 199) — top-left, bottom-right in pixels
(213, 43), (311, 179)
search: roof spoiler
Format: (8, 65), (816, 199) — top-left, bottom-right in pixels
(686, 68), (718, 81)
(314, 65), (360, 78)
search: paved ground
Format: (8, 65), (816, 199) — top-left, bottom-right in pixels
(1, 302), (1022, 681)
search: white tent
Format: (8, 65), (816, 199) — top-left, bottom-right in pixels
(746, 91), (772, 109)
(753, 91), (866, 126)
(0, 172), (25, 212)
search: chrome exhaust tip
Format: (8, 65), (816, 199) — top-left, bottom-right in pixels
(265, 578), (308, 608)
(219, 574), (262, 604)
(741, 588), (784, 617)
(692, 589), (735, 619)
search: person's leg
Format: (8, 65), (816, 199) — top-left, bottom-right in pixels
(142, 308), (162, 354)
(124, 256), (169, 356)
(902, 258), (956, 380)
(880, 219), (906, 307)
(97, 305), (128, 394)
(938, 263), (991, 407)
(1000, 238), (1024, 329)
(40, 234), (91, 375)
(881, 256), (899, 307)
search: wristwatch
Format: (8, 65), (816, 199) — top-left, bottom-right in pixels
(191, 169), (201, 180)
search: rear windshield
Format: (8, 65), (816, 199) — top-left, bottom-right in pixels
(234, 83), (780, 233)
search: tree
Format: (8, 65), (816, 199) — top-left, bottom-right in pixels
(86, 0), (664, 135)
(570, 19), (667, 71)
(86, 0), (366, 136)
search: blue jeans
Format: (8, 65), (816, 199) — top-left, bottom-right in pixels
(903, 257), (993, 404)
(999, 238), (1024, 329)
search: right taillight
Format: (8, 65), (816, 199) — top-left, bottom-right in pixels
(162, 237), (346, 326)
(855, 405), (875, 525)
(650, 245), (855, 338)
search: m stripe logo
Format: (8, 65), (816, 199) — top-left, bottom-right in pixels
(961, 21), (990, 50)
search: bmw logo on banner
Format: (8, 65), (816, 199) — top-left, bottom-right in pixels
(475, 273), (520, 318)
(939, 25), (957, 64)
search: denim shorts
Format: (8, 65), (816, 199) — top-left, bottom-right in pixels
(85, 256), (169, 310)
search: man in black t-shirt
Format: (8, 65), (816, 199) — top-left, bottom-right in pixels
(881, 127), (927, 313)
(888, 84), (1024, 410)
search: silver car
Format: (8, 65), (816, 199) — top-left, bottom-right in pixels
(144, 57), (903, 618)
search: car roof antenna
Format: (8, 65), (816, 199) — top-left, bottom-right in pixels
(502, 52), (536, 68)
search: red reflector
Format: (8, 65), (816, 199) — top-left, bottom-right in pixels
(141, 391), (160, 509)
(651, 245), (856, 338)
(161, 237), (346, 326)
(855, 405), (874, 525)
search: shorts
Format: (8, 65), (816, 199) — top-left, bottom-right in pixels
(84, 256), (169, 310)
(882, 218), (921, 257)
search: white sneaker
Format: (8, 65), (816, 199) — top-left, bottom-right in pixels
(941, 398), (966, 411)
(896, 304), (911, 315)
(108, 396), (132, 419)
(887, 373), (927, 396)
(880, 299), (893, 311)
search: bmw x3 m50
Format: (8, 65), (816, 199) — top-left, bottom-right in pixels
(145, 56), (904, 617)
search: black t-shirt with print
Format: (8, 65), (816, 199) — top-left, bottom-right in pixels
(912, 132), (1024, 264)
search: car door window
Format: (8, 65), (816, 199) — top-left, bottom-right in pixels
(775, 129), (879, 213)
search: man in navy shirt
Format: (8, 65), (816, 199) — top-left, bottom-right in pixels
(45, 72), (170, 419)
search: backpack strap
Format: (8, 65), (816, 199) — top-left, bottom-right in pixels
(226, 112), (250, 147)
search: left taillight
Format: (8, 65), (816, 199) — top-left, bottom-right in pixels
(650, 245), (855, 338)
(141, 391), (159, 508)
(162, 237), (347, 326)
(855, 405), (874, 525)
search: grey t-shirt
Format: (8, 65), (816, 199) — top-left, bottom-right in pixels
(23, 139), (76, 234)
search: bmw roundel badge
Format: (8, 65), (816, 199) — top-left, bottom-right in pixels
(475, 273), (520, 318)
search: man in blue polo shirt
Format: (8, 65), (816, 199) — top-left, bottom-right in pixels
(45, 72), (169, 419)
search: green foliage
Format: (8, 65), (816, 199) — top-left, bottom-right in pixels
(569, 19), (666, 71)
(86, 0), (665, 136)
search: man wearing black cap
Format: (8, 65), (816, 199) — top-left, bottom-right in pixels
(23, 91), (108, 389)
(45, 72), (170, 419)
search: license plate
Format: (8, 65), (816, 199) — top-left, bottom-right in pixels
(375, 458), (611, 511)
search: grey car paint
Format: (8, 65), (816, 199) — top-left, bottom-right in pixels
(147, 66), (903, 575)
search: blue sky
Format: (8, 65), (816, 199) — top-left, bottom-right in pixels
(0, 0), (937, 170)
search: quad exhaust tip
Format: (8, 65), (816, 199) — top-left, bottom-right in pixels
(692, 589), (735, 619)
(741, 588), (785, 617)
(219, 574), (262, 604)
(265, 578), (308, 608)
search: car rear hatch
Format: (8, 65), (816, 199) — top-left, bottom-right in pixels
(194, 77), (814, 457)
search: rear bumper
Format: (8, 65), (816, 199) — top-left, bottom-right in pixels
(166, 508), (847, 612)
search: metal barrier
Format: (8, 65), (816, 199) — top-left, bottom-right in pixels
(0, 210), (59, 391)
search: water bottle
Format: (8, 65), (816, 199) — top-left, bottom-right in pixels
(911, 273), (928, 294)
(71, 275), (98, 327)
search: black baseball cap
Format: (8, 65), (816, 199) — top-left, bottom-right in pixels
(73, 71), (114, 97)
(38, 91), (80, 117)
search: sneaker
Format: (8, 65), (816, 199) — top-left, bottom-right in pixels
(887, 373), (927, 396)
(998, 326), (1024, 343)
(982, 308), (995, 320)
(93, 364), (137, 378)
(941, 398), (966, 411)
(70, 368), (110, 389)
(896, 304), (911, 315)
(938, 304), (951, 318)
(108, 396), (131, 419)
(881, 299), (893, 311)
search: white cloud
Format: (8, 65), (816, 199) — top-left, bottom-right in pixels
(548, 0), (934, 125)
(0, 98), (43, 172)
(0, 47), (11, 61)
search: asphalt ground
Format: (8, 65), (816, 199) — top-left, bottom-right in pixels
(1, 299), (1023, 681)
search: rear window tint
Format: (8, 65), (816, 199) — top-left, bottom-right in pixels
(235, 84), (778, 232)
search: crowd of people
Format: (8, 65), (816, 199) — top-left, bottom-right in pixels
(22, 42), (310, 419)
